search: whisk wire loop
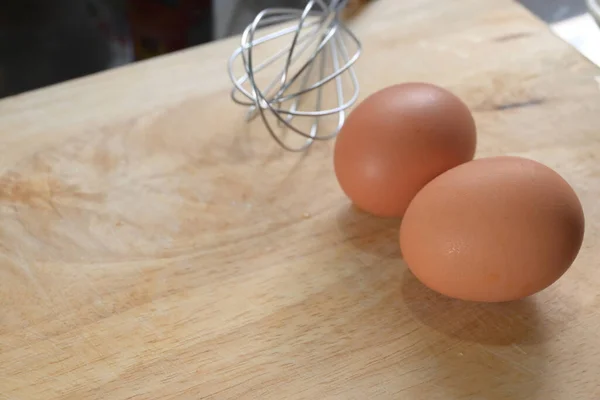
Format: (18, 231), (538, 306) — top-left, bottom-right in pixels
(228, 0), (362, 151)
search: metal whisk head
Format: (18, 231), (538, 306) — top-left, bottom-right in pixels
(228, 0), (362, 151)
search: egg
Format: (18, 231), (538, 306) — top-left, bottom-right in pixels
(334, 82), (477, 217)
(400, 156), (585, 303)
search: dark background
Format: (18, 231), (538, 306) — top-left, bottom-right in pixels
(0, 0), (213, 98)
(520, 0), (587, 23)
(0, 0), (588, 100)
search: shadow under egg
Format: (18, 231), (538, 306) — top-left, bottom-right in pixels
(401, 269), (551, 346)
(336, 204), (403, 259)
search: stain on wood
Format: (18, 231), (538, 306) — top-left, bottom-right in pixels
(493, 32), (534, 42)
(493, 98), (545, 110)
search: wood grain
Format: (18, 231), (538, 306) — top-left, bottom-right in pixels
(1, 0), (600, 398)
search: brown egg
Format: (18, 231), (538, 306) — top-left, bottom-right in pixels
(334, 82), (477, 217)
(400, 156), (585, 303)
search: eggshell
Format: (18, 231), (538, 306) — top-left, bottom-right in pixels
(399, 156), (585, 303)
(334, 82), (477, 217)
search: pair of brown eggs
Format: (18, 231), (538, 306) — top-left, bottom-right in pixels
(334, 83), (585, 303)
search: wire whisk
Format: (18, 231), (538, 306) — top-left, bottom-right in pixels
(228, 0), (362, 151)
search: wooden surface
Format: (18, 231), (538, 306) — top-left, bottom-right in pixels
(1, 0), (600, 398)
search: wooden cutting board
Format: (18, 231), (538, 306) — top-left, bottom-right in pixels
(1, 0), (599, 398)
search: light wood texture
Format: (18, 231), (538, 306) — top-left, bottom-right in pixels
(1, 0), (600, 398)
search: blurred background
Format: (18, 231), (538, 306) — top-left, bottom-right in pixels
(0, 0), (597, 100)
